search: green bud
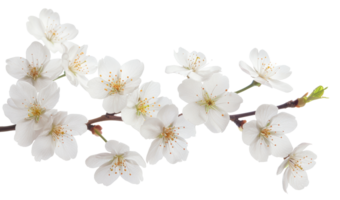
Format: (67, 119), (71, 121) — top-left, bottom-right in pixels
(297, 86), (328, 107)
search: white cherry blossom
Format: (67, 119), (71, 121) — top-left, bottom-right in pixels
(140, 104), (196, 164)
(2, 81), (60, 147)
(239, 48), (293, 92)
(121, 81), (172, 131)
(87, 56), (144, 113)
(27, 9), (78, 53)
(242, 104), (297, 162)
(277, 143), (317, 193)
(32, 111), (87, 161)
(178, 73), (242, 133)
(6, 42), (63, 92)
(166, 47), (221, 82)
(86, 140), (146, 185)
(62, 44), (97, 89)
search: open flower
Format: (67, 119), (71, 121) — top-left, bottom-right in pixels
(6, 42), (63, 92)
(140, 104), (196, 164)
(121, 81), (172, 130)
(87, 56), (144, 113)
(242, 104), (297, 162)
(239, 48), (293, 92)
(86, 140), (146, 185)
(178, 73), (242, 133)
(2, 81), (60, 147)
(32, 111), (87, 161)
(27, 9), (78, 53)
(277, 143), (317, 193)
(165, 47), (221, 82)
(62, 44), (97, 89)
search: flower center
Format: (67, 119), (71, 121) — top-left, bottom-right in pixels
(45, 30), (58, 43)
(136, 100), (150, 116)
(260, 128), (271, 138)
(188, 56), (200, 72)
(196, 90), (217, 113)
(109, 79), (126, 95)
(27, 102), (46, 122)
(158, 126), (176, 142)
(110, 155), (127, 174)
(68, 52), (87, 76)
(28, 66), (43, 80)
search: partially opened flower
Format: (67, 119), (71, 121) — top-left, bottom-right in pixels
(27, 9), (78, 53)
(87, 56), (144, 113)
(86, 140), (146, 185)
(277, 143), (317, 193)
(165, 47), (221, 82)
(2, 81), (60, 147)
(121, 81), (172, 130)
(6, 42), (63, 92)
(140, 104), (196, 164)
(178, 73), (242, 133)
(239, 48), (293, 92)
(62, 44), (97, 89)
(242, 104), (297, 162)
(31, 111), (87, 161)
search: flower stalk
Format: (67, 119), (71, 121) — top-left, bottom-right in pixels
(235, 80), (261, 94)
(54, 71), (66, 81)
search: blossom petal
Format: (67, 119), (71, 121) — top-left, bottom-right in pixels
(268, 79), (293, 93)
(270, 112), (297, 134)
(249, 48), (259, 70)
(54, 135), (77, 160)
(32, 77), (55, 92)
(121, 107), (142, 127)
(39, 9), (60, 27)
(270, 65), (292, 80)
(239, 61), (258, 77)
(140, 118), (164, 139)
(283, 168), (290, 193)
(146, 138), (164, 164)
(242, 120), (260, 145)
(204, 110), (229, 133)
(249, 137), (270, 162)
(124, 151), (146, 168)
(43, 59), (63, 80)
(63, 114), (88, 135)
(139, 81), (160, 100)
(15, 120), (36, 147)
(26, 42), (50, 68)
(215, 92), (243, 113)
(86, 153), (113, 168)
(294, 150), (317, 171)
(105, 140), (130, 155)
(38, 82), (60, 110)
(9, 81), (37, 108)
(3, 104), (27, 124)
(203, 73), (229, 97)
(87, 77), (110, 99)
(165, 65), (191, 76)
(121, 162), (143, 184)
(292, 143), (312, 154)
(255, 104), (278, 128)
(157, 104), (178, 127)
(270, 135), (293, 158)
(26, 16), (45, 39)
(163, 136), (188, 164)
(94, 161), (119, 186)
(6, 57), (30, 79)
(98, 56), (121, 81)
(178, 79), (203, 103)
(173, 116), (196, 139)
(121, 59), (144, 82)
(182, 103), (208, 125)
(288, 170), (309, 190)
(31, 135), (55, 161)
(102, 94), (128, 113)
(277, 159), (289, 175)
(174, 47), (189, 66)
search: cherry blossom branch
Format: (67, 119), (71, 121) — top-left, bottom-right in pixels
(0, 125), (16, 132)
(235, 80), (261, 94)
(86, 113), (123, 131)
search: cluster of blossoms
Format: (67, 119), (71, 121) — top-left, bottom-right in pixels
(1, 8), (323, 192)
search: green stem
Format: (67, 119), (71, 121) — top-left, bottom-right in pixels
(94, 129), (107, 143)
(54, 71), (66, 81)
(235, 81), (261, 94)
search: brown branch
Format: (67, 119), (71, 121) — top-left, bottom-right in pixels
(0, 125), (16, 132)
(86, 113), (122, 130)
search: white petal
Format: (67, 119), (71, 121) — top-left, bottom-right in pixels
(173, 116), (196, 139)
(54, 135), (78, 160)
(270, 65), (292, 80)
(203, 73), (229, 97)
(94, 161), (119, 186)
(292, 143), (312, 154)
(178, 79), (203, 103)
(86, 153), (113, 168)
(43, 59), (63, 80)
(15, 120), (36, 147)
(124, 151), (146, 168)
(270, 135), (293, 158)
(249, 137), (270, 162)
(39, 9), (60, 27)
(182, 103), (208, 125)
(103, 94), (128, 113)
(38, 82), (60, 110)
(121, 107), (141, 126)
(268, 79), (293, 93)
(163, 137), (188, 164)
(242, 120), (260, 145)
(31, 135), (55, 161)
(295, 150), (317, 171)
(239, 61), (258, 77)
(121, 59), (144, 82)
(26, 16), (45, 39)
(188, 67), (221, 81)
(52, 111), (68, 125)
(10, 81), (37, 108)
(6, 57), (30, 79)
(255, 104), (278, 128)
(215, 92), (243, 113)
(26, 42), (50, 68)
(288, 169), (309, 190)
(87, 77), (110, 99)
(277, 159), (289, 175)
(165, 65), (191, 76)
(248, 46), (271, 73)
(140, 118), (164, 139)
(2, 104), (27, 124)
(282, 168), (290, 193)
(139, 81), (160, 100)
(157, 104), (178, 127)
(105, 140), (130, 155)
(63, 114), (88, 135)
(98, 56), (121, 81)
(146, 139), (164, 164)
(270, 112), (297, 134)
(204, 110), (229, 133)
(32, 77), (54, 92)
(174, 47), (189, 66)
(121, 162), (143, 184)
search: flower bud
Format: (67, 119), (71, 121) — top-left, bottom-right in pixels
(297, 86), (328, 108)
(90, 125), (103, 137)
